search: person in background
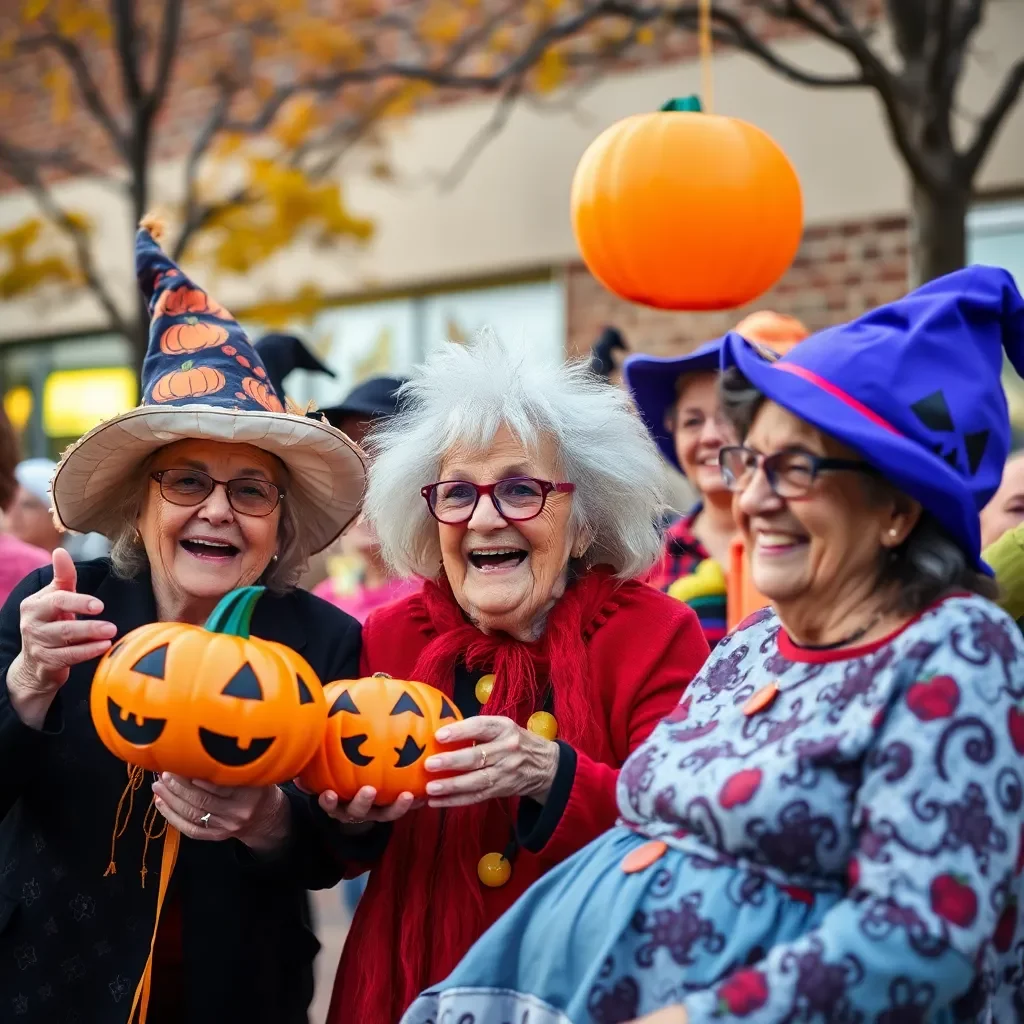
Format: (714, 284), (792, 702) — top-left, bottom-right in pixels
(313, 515), (421, 622)
(589, 326), (628, 380)
(623, 311), (808, 647)
(0, 413), (49, 605)
(402, 265), (1024, 1024)
(980, 449), (1024, 549)
(10, 457), (110, 560)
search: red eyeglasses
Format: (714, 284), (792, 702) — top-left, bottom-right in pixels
(420, 477), (575, 525)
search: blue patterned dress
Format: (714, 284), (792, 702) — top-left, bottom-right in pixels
(401, 594), (1024, 1023)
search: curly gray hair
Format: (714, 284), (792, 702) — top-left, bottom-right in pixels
(106, 453), (306, 593)
(364, 330), (668, 580)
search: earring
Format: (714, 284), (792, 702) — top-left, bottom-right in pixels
(889, 529), (898, 537)
(271, 553), (279, 563)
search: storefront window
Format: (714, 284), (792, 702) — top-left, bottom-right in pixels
(281, 277), (564, 409)
(0, 333), (135, 458)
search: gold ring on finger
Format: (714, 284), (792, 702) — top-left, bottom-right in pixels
(478, 746), (488, 769)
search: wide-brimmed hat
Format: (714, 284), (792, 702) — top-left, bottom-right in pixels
(720, 265), (1024, 573)
(624, 311), (809, 471)
(51, 220), (366, 555)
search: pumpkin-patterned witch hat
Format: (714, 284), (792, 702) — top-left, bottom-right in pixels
(51, 216), (366, 555)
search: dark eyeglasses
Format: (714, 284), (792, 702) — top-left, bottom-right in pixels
(421, 477), (575, 525)
(718, 445), (879, 498)
(152, 469), (284, 517)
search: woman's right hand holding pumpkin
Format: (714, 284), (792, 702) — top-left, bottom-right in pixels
(314, 785), (422, 832)
(8, 548), (117, 729)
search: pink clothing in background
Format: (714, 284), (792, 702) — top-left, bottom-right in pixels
(313, 575), (422, 624)
(0, 533), (50, 607)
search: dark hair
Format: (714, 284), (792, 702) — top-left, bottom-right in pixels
(717, 367), (998, 614)
(0, 408), (20, 514)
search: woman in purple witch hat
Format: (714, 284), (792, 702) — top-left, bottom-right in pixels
(400, 266), (1024, 1024)
(0, 218), (390, 1024)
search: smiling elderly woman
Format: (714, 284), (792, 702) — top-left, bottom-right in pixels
(0, 223), (365, 1024)
(400, 268), (1024, 1024)
(316, 333), (709, 1024)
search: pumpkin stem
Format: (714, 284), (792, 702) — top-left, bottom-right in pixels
(660, 96), (702, 112)
(204, 586), (265, 638)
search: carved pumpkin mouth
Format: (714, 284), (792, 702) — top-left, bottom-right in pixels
(198, 727), (276, 766)
(107, 697), (167, 745)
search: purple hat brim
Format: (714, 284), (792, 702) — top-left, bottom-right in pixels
(623, 339), (723, 472)
(722, 332), (990, 575)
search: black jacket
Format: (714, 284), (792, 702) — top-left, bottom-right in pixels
(0, 559), (362, 1024)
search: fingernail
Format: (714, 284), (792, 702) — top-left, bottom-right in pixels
(426, 782), (443, 795)
(424, 757), (441, 771)
(161, 772), (171, 782)
(436, 729), (450, 741)
(153, 797), (163, 808)
(101, 624), (117, 637)
(88, 599), (102, 613)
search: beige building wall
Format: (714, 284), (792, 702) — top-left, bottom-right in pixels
(1, 0), (1022, 345)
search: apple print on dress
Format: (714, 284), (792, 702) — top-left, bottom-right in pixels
(715, 969), (769, 1016)
(929, 873), (978, 928)
(905, 675), (960, 720)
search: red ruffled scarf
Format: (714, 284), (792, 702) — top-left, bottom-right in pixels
(337, 567), (621, 1024)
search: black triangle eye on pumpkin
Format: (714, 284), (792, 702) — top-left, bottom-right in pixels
(90, 587), (327, 786)
(300, 675), (471, 807)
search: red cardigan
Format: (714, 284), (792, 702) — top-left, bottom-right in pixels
(328, 578), (709, 1023)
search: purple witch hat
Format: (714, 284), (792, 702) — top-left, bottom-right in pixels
(51, 218), (366, 555)
(720, 265), (1024, 572)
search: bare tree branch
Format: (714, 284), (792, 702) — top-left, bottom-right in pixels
(438, 83), (523, 191)
(109, 0), (144, 107)
(0, 138), (130, 338)
(19, 31), (127, 158)
(0, 139), (121, 190)
(145, 0), (185, 116)
(962, 55), (1024, 176)
(173, 81), (238, 261)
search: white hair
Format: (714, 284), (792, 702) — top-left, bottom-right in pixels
(364, 330), (668, 580)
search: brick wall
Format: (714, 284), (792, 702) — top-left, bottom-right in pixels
(565, 214), (910, 359)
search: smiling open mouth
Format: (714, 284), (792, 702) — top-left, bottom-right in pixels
(468, 549), (528, 571)
(198, 728), (275, 766)
(107, 697), (166, 745)
(180, 539), (239, 559)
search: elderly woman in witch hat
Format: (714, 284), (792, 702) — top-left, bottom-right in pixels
(401, 267), (1024, 1024)
(317, 331), (709, 1024)
(0, 219), (379, 1024)
(624, 312), (808, 646)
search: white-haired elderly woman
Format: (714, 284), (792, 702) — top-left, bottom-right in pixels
(0, 224), (372, 1024)
(314, 333), (709, 1024)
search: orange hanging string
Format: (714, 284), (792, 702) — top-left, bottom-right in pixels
(140, 796), (169, 889)
(699, 0), (714, 113)
(104, 764), (146, 877)
(127, 824), (180, 1024)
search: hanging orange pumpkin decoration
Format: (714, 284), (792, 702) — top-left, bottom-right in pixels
(159, 317), (229, 355)
(150, 361), (226, 402)
(570, 96), (803, 311)
(90, 587), (328, 786)
(299, 675), (470, 805)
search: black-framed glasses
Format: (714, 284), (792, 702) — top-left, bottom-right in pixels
(152, 469), (284, 517)
(718, 446), (879, 498)
(421, 477), (575, 525)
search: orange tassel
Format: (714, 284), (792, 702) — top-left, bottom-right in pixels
(105, 764), (145, 877)
(139, 212), (166, 244)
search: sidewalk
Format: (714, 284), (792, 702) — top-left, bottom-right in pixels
(310, 884), (351, 1024)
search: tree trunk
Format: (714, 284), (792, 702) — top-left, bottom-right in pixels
(908, 182), (969, 287)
